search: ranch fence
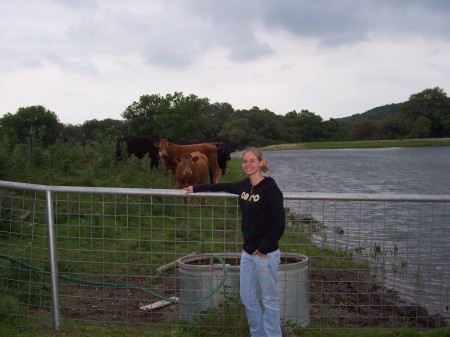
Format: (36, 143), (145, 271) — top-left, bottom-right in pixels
(0, 179), (449, 333)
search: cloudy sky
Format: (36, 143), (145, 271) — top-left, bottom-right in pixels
(1, 0), (449, 125)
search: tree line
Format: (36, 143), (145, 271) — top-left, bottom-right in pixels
(1, 87), (449, 152)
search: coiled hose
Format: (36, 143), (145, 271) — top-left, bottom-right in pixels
(0, 253), (227, 306)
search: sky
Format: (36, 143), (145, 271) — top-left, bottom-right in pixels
(1, 0), (450, 125)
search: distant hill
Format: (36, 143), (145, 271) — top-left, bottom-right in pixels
(337, 103), (402, 124)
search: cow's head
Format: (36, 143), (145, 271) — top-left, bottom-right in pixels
(216, 142), (236, 160)
(175, 153), (200, 177)
(154, 138), (173, 158)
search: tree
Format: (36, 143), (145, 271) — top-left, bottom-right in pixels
(347, 120), (382, 141)
(380, 116), (402, 140)
(80, 119), (127, 142)
(297, 110), (325, 141)
(219, 116), (254, 148)
(203, 102), (235, 141)
(154, 92), (210, 139)
(0, 105), (60, 146)
(244, 107), (284, 144)
(282, 109), (325, 142)
(443, 114), (450, 136)
(122, 92), (210, 139)
(217, 106), (285, 147)
(323, 118), (347, 141)
(397, 87), (450, 138)
(282, 110), (300, 143)
(338, 103), (400, 125)
(410, 116), (432, 139)
(122, 94), (165, 135)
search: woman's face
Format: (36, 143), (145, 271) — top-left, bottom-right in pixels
(242, 151), (262, 176)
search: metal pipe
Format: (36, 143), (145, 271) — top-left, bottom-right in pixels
(45, 190), (60, 330)
(1, 180), (450, 202)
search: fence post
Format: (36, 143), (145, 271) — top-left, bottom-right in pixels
(46, 190), (61, 330)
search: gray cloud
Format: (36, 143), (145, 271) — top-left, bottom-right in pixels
(178, 1), (275, 62)
(184, 0), (450, 50)
(257, 0), (450, 45)
(258, 1), (370, 45)
(1, 0), (449, 124)
(5, 0), (448, 72)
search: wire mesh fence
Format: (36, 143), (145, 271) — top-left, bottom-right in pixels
(0, 180), (449, 333)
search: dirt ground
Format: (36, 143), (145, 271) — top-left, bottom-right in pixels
(308, 265), (448, 329)
(57, 261), (448, 330)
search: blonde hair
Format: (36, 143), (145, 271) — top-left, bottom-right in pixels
(241, 147), (269, 173)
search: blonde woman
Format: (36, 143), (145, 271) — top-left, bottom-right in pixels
(184, 147), (285, 337)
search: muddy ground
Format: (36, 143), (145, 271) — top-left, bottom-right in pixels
(58, 262), (448, 330)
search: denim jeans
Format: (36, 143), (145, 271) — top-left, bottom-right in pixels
(240, 249), (282, 337)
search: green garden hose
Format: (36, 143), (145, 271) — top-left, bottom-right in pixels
(0, 253), (228, 306)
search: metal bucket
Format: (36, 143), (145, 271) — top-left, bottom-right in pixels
(177, 252), (309, 327)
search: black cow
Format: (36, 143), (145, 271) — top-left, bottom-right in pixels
(216, 142), (236, 175)
(115, 135), (160, 169)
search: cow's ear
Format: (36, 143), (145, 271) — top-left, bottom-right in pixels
(174, 156), (181, 163)
(192, 156), (199, 162)
(153, 142), (160, 148)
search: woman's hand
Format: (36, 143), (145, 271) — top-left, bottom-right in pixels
(183, 186), (193, 194)
(253, 250), (267, 258)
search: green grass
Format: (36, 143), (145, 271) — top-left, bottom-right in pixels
(262, 138), (450, 150)
(0, 319), (449, 337)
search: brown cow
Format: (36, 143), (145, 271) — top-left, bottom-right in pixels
(174, 151), (210, 206)
(154, 139), (221, 184)
(174, 151), (210, 189)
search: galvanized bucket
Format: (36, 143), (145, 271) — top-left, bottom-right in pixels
(177, 252), (309, 327)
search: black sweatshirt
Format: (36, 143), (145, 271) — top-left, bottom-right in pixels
(193, 176), (285, 254)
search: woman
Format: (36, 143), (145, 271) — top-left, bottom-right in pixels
(184, 147), (285, 337)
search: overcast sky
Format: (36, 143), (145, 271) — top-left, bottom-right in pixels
(1, 0), (449, 125)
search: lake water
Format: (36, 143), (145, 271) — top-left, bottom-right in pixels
(262, 146), (450, 320)
(263, 146), (450, 195)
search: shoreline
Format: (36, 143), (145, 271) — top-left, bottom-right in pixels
(260, 138), (450, 151)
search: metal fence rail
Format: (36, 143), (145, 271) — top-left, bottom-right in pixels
(1, 180), (449, 332)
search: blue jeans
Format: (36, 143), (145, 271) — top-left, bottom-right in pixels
(240, 249), (282, 337)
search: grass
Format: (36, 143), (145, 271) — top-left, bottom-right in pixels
(0, 319), (449, 337)
(261, 138), (450, 151)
